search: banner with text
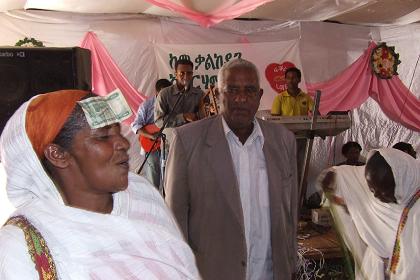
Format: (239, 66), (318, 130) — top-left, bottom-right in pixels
(154, 40), (303, 109)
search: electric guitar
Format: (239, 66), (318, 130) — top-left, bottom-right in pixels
(139, 124), (161, 152)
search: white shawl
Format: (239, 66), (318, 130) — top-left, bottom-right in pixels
(378, 148), (420, 280)
(325, 148), (420, 280)
(0, 99), (200, 279)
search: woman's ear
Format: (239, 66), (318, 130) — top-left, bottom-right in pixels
(43, 144), (70, 169)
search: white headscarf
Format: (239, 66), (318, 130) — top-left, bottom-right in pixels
(372, 148), (420, 205)
(0, 98), (200, 279)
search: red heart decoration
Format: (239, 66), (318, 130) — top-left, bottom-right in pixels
(265, 61), (295, 93)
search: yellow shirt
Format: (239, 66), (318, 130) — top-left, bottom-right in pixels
(271, 90), (314, 116)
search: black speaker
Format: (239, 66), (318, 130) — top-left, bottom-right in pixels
(0, 47), (92, 134)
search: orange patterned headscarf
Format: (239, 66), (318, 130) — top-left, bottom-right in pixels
(25, 90), (88, 158)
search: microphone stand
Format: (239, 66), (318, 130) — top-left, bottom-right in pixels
(136, 84), (187, 197)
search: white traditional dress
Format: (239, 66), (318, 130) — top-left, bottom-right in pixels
(380, 149), (420, 280)
(320, 148), (420, 280)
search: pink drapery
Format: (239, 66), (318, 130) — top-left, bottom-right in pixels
(143, 0), (274, 28)
(307, 42), (420, 131)
(80, 32), (146, 124)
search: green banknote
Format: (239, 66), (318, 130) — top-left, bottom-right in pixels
(78, 89), (132, 129)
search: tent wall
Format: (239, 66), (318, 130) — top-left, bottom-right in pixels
(0, 10), (418, 195)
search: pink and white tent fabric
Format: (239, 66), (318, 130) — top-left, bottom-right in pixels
(307, 42), (420, 131)
(80, 32), (146, 124)
(2, 0), (419, 26)
(78, 30), (420, 132)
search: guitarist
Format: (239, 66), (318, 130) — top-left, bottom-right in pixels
(154, 59), (205, 157)
(131, 79), (172, 190)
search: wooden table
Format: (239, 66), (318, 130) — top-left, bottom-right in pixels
(297, 223), (352, 279)
(297, 223), (343, 260)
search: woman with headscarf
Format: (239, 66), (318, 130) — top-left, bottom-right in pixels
(365, 148), (420, 280)
(0, 90), (200, 279)
(319, 148), (419, 280)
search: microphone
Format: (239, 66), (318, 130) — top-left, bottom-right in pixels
(182, 79), (193, 93)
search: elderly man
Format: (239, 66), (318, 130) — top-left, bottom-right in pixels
(165, 58), (298, 280)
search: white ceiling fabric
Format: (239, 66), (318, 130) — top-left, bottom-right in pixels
(0, 0), (419, 26)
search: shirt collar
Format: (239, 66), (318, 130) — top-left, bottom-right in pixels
(171, 84), (198, 95)
(283, 89), (303, 97)
(222, 116), (264, 147)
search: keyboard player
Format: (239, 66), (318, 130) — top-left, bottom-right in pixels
(270, 67), (315, 206)
(271, 67), (315, 117)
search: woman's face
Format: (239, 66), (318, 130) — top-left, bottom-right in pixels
(68, 123), (130, 194)
(365, 152), (397, 203)
(365, 170), (396, 203)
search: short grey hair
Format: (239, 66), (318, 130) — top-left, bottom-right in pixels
(217, 58), (260, 92)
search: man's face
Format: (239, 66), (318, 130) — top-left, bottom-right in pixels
(285, 71), (300, 90)
(345, 147), (361, 163)
(175, 64), (194, 88)
(221, 66), (262, 131)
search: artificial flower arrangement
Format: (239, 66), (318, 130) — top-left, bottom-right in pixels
(371, 42), (401, 79)
(15, 37), (45, 47)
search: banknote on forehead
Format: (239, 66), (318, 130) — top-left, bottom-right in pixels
(77, 89), (132, 129)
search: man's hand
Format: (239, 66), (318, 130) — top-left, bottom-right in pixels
(183, 112), (198, 122)
(139, 126), (160, 140)
(149, 132), (160, 140)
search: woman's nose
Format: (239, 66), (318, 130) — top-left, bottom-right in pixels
(115, 134), (130, 151)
